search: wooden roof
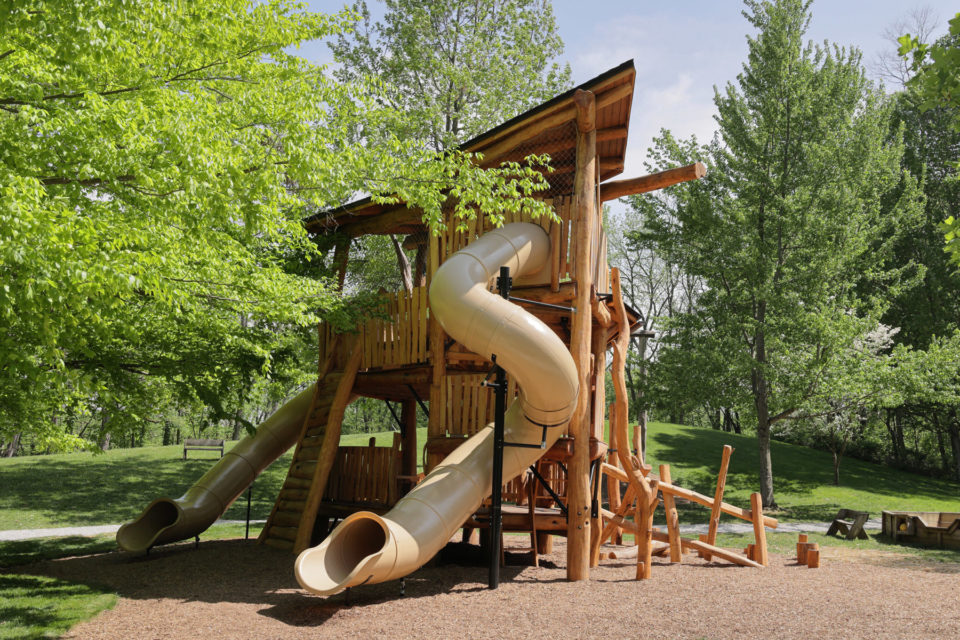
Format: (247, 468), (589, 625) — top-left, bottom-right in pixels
(304, 60), (636, 237)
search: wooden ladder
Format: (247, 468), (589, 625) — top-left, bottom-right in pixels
(258, 332), (361, 552)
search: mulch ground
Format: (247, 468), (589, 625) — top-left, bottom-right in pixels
(22, 535), (960, 640)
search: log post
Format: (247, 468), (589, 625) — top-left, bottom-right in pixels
(606, 403), (622, 545)
(566, 88), (597, 582)
(401, 399), (418, 479)
(750, 492), (769, 566)
(332, 235), (351, 291)
(704, 444), (734, 560)
(659, 464), (682, 563)
(796, 533), (808, 562)
(426, 231), (446, 472)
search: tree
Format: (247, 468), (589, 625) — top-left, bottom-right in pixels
(634, 0), (923, 507)
(329, 0), (572, 150)
(900, 12), (960, 263)
(0, 0), (553, 450)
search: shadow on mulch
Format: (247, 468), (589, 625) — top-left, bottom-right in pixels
(23, 538), (550, 626)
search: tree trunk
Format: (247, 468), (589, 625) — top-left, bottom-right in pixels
(162, 421), (172, 446)
(751, 347), (777, 507)
(100, 433), (111, 452)
(832, 450), (840, 486)
(390, 234), (413, 294)
(2, 433), (20, 457)
(947, 417), (960, 484)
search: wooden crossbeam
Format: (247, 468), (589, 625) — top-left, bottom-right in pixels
(658, 481), (778, 529)
(599, 162), (706, 202)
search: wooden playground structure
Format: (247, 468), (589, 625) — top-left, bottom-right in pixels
(257, 60), (778, 582)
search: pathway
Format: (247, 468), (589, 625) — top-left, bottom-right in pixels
(0, 518), (881, 542)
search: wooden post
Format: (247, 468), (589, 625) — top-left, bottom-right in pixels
(606, 403), (622, 545)
(401, 399), (418, 478)
(806, 545), (821, 568)
(588, 325), (607, 567)
(659, 464), (682, 563)
(704, 444), (734, 560)
(332, 235), (351, 291)
(566, 89), (597, 582)
(796, 533), (808, 562)
(750, 491), (768, 566)
(426, 231), (446, 472)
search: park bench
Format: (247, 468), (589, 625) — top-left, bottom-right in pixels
(183, 438), (225, 459)
(826, 508), (870, 540)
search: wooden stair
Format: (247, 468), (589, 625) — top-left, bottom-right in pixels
(259, 332), (362, 552)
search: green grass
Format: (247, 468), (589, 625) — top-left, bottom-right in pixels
(1, 421), (957, 532)
(0, 573), (116, 640)
(0, 522), (260, 640)
(640, 421), (960, 524)
(0, 429), (426, 531)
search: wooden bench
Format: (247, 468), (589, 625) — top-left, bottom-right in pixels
(827, 508), (869, 540)
(183, 438), (225, 459)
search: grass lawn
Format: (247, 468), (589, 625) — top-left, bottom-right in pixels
(1, 422), (958, 532)
(0, 428), (426, 531)
(641, 422), (960, 523)
(0, 522), (254, 640)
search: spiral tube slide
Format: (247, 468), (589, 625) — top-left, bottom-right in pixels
(116, 384), (316, 552)
(294, 222), (579, 595)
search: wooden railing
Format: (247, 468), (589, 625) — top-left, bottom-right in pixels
(318, 285), (429, 372)
(435, 196), (577, 286)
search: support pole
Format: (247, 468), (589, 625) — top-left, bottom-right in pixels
(566, 88), (597, 582)
(489, 266), (511, 590)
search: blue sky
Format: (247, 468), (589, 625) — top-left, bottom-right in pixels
(301, 1), (958, 178)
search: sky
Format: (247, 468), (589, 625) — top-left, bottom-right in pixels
(300, 0), (958, 179)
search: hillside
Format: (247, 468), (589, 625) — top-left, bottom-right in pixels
(1, 423), (957, 531)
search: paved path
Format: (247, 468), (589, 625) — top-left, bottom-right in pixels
(0, 520), (267, 542)
(0, 518), (881, 542)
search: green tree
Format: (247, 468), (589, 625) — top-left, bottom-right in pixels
(899, 13), (960, 263)
(329, 0), (572, 150)
(634, 0), (923, 507)
(0, 0), (552, 450)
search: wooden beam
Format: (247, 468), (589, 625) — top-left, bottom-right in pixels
(704, 444), (733, 560)
(595, 83), (633, 110)
(333, 206), (425, 237)
(651, 531), (764, 569)
(658, 481), (779, 529)
(596, 126), (628, 143)
(478, 106), (577, 166)
(660, 464), (682, 563)
(294, 337), (363, 553)
(566, 88), (596, 582)
(751, 492), (769, 566)
(599, 162), (707, 202)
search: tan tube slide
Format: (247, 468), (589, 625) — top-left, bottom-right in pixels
(295, 222), (579, 595)
(116, 384), (316, 552)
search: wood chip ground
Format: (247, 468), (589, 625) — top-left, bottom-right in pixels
(21, 536), (960, 639)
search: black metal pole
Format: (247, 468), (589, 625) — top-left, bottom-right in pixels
(489, 265), (511, 589)
(245, 482), (253, 540)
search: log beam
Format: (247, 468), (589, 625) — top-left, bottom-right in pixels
(599, 162), (706, 202)
(658, 482), (779, 529)
(566, 88), (596, 582)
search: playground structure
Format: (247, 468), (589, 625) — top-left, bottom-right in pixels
(883, 510), (960, 549)
(118, 60), (777, 592)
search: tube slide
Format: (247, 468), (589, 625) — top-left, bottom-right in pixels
(295, 222), (579, 595)
(116, 384), (316, 552)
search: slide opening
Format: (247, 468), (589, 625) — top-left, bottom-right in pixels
(116, 500), (179, 551)
(323, 517), (388, 585)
